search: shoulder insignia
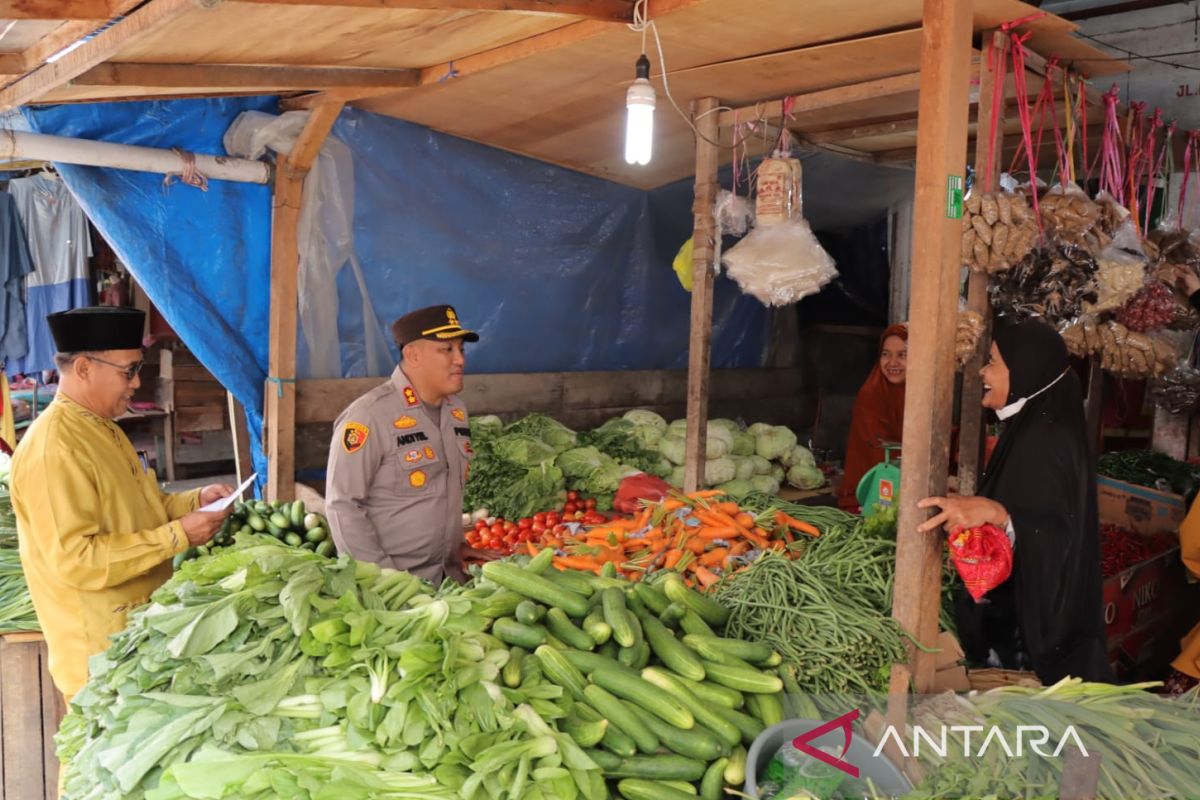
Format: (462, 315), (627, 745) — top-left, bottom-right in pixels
(409, 469), (427, 488)
(394, 415), (418, 429)
(403, 387), (419, 407)
(451, 407), (466, 422)
(404, 449), (422, 463)
(423, 446), (436, 460)
(342, 422), (369, 453)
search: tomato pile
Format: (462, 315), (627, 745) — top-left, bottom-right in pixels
(465, 491), (607, 555)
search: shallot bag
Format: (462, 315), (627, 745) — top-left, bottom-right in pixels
(613, 473), (674, 515)
(947, 523), (1013, 602)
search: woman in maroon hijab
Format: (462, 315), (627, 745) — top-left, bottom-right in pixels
(838, 324), (907, 511)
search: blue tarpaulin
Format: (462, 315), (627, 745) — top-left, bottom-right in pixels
(19, 97), (769, 488)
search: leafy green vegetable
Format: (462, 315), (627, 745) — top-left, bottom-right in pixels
(464, 437), (566, 522)
(493, 434), (559, 467)
(786, 462), (826, 490)
(621, 409), (667, 431)
(554, 446), (607, 479)
(469, 415), (504, 442)
(578, 419), (666, 478)
(503, 414), (577, 454)
(754, 426), (798, 461)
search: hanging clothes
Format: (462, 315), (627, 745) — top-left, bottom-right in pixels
(0, 191), (35, 366)
(6, 174), (92, 375)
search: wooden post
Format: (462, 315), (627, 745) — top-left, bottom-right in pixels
(227, 390), (253, 488)
(889, 0), (974, 697)
(265, 101), (345, 501)
(684, 97), (720, 493)
(1086, 356), (1104, 448)
(957, 30), (1007, 496)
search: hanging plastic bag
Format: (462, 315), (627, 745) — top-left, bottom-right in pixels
(672, 237), (694, 292)
(947, 524), (1013, 602)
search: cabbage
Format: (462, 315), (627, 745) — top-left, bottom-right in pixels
(771, 464), (786, 483)
(668, 466), (686, 488)
(710, 419), (740, 435)
(787, 462), (826, 490)
(504, 414), (577, 453)
(631, 424), (663, 449)
(733, 456), (755, 481)
(755, 425), (798, 461)
(750, 475), (781, 495)
(668, 419), (689, 435)
(731, 431), (756, 457)
(706, 424), (733, 459)
(493, 434), (558, 466)
(657, 457), (674, 476)
(623, 409), (668, 431)
(587, 462), (641, 494)
(704, 457), (736, 487)
(747, 422), (774, 437)
(717, 479), (754, 499)
(659, 434), (687, 466)
(780, 445), (816, 469)
(469, 414), (504, 441)
(749, 455), (773, 475)
(555, 446), (607, 479)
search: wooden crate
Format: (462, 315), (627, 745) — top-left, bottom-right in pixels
(0, 633), (66, 800)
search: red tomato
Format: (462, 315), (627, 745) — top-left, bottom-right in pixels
(503, 522), (517, 533)
(531, 521), (545, 535)
(545, 513), (560, 526)
(474, 519), (488, 531)
(518, 518), (533, 529)
(564, 503), (577, 514)
(567, 490), (580, 502)
(533, 512), (547, 527)
(585, 498), (597, 510)
(490, 523), (505, 537)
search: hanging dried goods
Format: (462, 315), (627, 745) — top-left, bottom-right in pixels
(1060, 318), (1177, 379)
(1150, 365), (1200, 414)
(961, 191), (1039, 273)
(1116, 281), (1177, 333)
(955, 310), (985, 367)
(989, 244), (1098, 323)
(1039, 190), (1107, 250)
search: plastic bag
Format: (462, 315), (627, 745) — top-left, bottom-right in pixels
(613, 472), (674, 515)
(722, 220), (838, 306)
(947, 524), (1013, 602)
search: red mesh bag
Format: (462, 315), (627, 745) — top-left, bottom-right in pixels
(613, 473), (674, 515)
(946, 523), (1013, 602)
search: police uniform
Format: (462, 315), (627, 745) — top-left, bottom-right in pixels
(10, 308), (199, 701)
(325, 305), (477, 584)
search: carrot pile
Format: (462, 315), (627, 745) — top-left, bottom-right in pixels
(525, 490), (820, 589)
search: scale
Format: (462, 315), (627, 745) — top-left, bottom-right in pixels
(855, 443), (901, 515)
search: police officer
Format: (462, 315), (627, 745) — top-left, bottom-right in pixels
(326, 305), (477, 583)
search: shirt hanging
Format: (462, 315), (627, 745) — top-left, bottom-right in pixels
(6, 174), (92, 375)
(0, 191), (34, 366)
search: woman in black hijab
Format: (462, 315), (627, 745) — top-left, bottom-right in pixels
(918, 319), (1112, 684)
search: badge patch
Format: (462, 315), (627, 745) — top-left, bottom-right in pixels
(409, 469), (427, 488)
(394, 415), (418, 429)
(403, 387), (419, 407)
(342, 422), (369, 453)
(404, 449), (422, 463)
(397, 431), (429, 446)
(451, 407), (466, 421)
(423, 446), (436, 460)
(464, 440), (474, 455)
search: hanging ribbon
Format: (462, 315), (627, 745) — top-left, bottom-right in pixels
(1135, 110), (1163, 233)
(1007, 25), (1043, 224)
(1145, 119), (1174, 234)
(1063, 70), (1077, 185)
(731, 109), (741, 196)
(984, 34), (1009, 191)
(1124, 102), (1146, 218)
(1098, 87), (1125, 201)
(1178, 130), (1200, 230)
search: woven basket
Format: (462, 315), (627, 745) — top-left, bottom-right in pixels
(967, 668), (1042, 691)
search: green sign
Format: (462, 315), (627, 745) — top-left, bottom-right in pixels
(946, 175), (964, 219)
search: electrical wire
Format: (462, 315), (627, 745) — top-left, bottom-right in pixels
(1072, 30), (1200, 72)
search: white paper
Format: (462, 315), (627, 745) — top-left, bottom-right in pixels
(199, 473), (258, 513)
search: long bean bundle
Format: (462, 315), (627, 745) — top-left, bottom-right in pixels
(0, 548), (38, 633)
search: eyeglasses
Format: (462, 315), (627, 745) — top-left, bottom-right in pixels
(86, 355), (144, 381)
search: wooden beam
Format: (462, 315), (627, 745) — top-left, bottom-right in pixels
(683, 97), (719, 494)
(798, 116), (921, 145)
(0, 0), (196, 111)
(284, 0), (702, 111)
(717, 73), (922, 128)
(958, 30), (1007, 498)
(890, 0), (974, 701)
(265, 101), (344, 502)
(236, 0), (634, 21)
(71, 63), (420, 90)
(0, 0), (114, 18)
(227, 391), (253, 490)
(0, 55), (27, 74)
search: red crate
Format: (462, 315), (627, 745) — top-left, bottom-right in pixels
(1102, 547), (1183, 641)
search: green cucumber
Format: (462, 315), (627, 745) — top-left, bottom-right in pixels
(628, 704), (728, 761)
(745, 691), (784, 727)
(700, 757), (728, 800)
(779, 665), (820, 719)
(633, 608), (705, 681)
(659, 602), (687, 625)
(633, 582), (671, 615)
(640, 668), (741, 749)
(289, 500), (306, 528)
(492, 617), (546, 650)
(601, 560), (618, 578)
(603, 588), (637, 647)
(618, 637), (650, 670)
(599, 726), (638, 758)
(270, 512), (291, 530)
(526, 547), (555, 574)
(545, 607), (594, 651)
(534, 645), (588, 701)
(700, 660), (783, 694)
(541, 567), (596, 597)
(584, 748), (623, 769)
(672, 673), (744, 709)
(678, 610), (715, 638)
(590, 664), (694, 729)
(624, 589), (647, 616)
(563, 709), (608, 747)
(481, 562), (590, 617)
(582, 609), (612, 645)
(617, 779), (699, 800)
(681, 635), (757, 668)
(762, 651), (782, 667)
(515, 600), (545, 625)
(725, 746), (747, 785)
(284, 532), (303, 547)
(558, 647), (624, 675)
(661, 573), (729, 626)
(713, 704), (764, 746)
(598, 639), (619, 660)
(304, 526), (328, 544)
(246, 513), (266, 532)
(503, 647), (525, 688)
(582, 684), (658, 754)
(315, 540), (335, 558)
(682, 634), (773, 664)
(604, 756), (707, 780)
(659, 781), (697, 795)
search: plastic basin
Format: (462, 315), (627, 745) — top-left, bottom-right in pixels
(744, 718), (912, 798)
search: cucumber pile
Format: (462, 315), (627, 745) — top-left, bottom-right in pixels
(480, 553), (802, 799)
(174, 499), (336, 566)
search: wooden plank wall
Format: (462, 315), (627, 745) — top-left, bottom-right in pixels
(0, 633), (66, 800)
(293, 367), (811, 474)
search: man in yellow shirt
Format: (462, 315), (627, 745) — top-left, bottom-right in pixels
(10, 307), (233, 701)
(1166, 497), (1200, 693)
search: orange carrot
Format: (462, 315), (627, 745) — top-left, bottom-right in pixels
(694, 565), (721, 588)
(775, 512), (821, 537)
(697, 526), (739, 540)
(685, 537), (707, 555)
(664, 548), (685, 570)
(525, 542), (541, 557)
(686, 490), (725, 499)
(662, 499), (686, 512)
(729, 541), (750, 557)
(700, 547), (729, 567)
(714, 502), (742, 517)
(554, 555), (599, 571)
(734, 512), (756, 530)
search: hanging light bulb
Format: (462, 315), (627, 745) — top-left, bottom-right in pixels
(625, 54), (656, 166)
